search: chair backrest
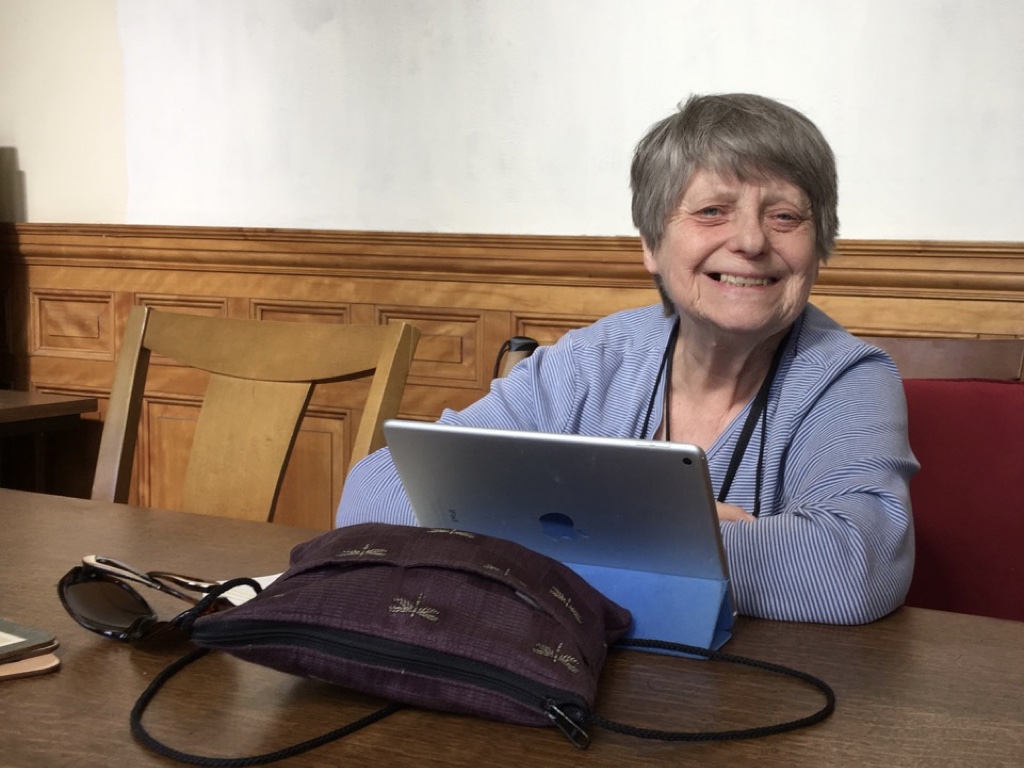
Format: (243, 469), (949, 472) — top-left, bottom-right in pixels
(92, 306), (420, 522)
(857, 335), (1024, 381)
(494, 336), (540, 379)
(859, 335), (1024, 621)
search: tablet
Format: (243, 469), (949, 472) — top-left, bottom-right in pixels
(383, 420), (730, 582)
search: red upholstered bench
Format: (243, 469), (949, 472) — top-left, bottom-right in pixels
(903, 377), (1024, 620)
(860, 337), (1024, 622)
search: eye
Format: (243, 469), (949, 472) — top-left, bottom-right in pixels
(698, 206), (725, 218)
(766, 209), (806, 231)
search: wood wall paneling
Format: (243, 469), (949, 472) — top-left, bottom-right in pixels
(276, 412), (349, 530)
(2, 224), (1021, 530)
(32, 291), (113, 359)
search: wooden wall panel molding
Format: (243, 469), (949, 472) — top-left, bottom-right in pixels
(513, 313), (604, 347)
(252, 300), (352, 324)
(7, 224), (651, 287)
(6, 224), (1024, 297)
(137, 294), (230, 316)
(811, 294), (1024, 339)
(141, 398), (197, 513)
(2, 222), (1021, 529)
(276, 414), (349, 530)
(384, 307), (487, 388)
(31, 290), (113, 359)
(818, 239), (1024, 295)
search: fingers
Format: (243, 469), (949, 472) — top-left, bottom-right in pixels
(716, 501), (755, 523)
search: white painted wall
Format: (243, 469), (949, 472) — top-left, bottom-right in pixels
(2, 0), (1023, 241)
(0, 0), (126, 224)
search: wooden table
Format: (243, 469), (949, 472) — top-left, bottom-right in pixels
(0, 390), (98, 490)
(1, 488), (1022, 767)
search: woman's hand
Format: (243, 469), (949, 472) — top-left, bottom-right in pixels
(716, 501), (755, 523)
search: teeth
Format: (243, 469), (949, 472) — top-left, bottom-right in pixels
(717, 274), (772, 287)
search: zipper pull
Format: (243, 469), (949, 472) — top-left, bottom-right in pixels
(545, 702), (591, 749)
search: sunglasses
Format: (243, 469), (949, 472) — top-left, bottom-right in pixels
(57, 556), (236, 642)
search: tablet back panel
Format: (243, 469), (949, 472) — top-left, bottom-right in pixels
(383, 420), (730, 582)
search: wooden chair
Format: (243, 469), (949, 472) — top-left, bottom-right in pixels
(494, 336), (539, 379)
(857, 336), (1024, 381)
(91, 306), (420, 522)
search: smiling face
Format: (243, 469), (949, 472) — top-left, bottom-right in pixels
(642, 168), (820, 346)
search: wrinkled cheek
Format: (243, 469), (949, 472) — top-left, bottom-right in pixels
(781, 281), (814, 320)
(795, 275), (816, 304)
(691, 279), (704, 306)
(655, 266), (684, 308)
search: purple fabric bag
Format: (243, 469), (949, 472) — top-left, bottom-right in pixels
(130, 524), (834, 765)
(130, 528), (831, 765)
(186, 524), (630, 743)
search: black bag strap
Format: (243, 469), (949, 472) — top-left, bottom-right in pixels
(130, 578), (404, 767)
(130, 646), (403, 767)
(587, 637), (835, 742)
(131, 581), (833, 761)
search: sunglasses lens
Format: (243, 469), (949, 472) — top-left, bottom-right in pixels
(60, 572), (156, 639)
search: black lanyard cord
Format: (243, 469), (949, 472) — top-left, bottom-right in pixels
(649, 319), (791, 517)
(716, 329), (791, 515)
(639, 319), (678, 441)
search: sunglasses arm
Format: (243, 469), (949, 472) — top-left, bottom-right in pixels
(83, 556), (199, 604)
(146, 571), (220, 592)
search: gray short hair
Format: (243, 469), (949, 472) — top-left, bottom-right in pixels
(631, 93), (839, 264)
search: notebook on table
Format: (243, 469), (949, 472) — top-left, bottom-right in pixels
(382, 419), (734, 650)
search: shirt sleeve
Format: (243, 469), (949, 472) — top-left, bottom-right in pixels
(720, 357), (917, 624)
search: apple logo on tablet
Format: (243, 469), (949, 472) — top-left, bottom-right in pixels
(539, 512), (587, 541)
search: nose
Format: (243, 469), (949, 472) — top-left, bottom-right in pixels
(728, 208), (767, 258)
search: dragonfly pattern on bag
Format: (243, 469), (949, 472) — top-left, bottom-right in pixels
(426, 529), (477, 538)
(481, 563), (513, 577)
(549, 586), (583, 624)
(532, 642), (580, 673)
(336, 544), (389, 558)
(389, 593), (441, 622)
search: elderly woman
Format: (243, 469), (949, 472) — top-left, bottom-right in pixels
(337, 93), (917, 625)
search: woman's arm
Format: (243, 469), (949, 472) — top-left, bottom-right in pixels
(721, 360), (917, 624)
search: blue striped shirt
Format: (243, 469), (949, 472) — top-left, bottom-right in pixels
(337, 304), (918, 625)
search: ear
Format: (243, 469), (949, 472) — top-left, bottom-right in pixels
(640, 236), (659, 276)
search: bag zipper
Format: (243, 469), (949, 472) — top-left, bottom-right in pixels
(194, 619), (592, 748)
